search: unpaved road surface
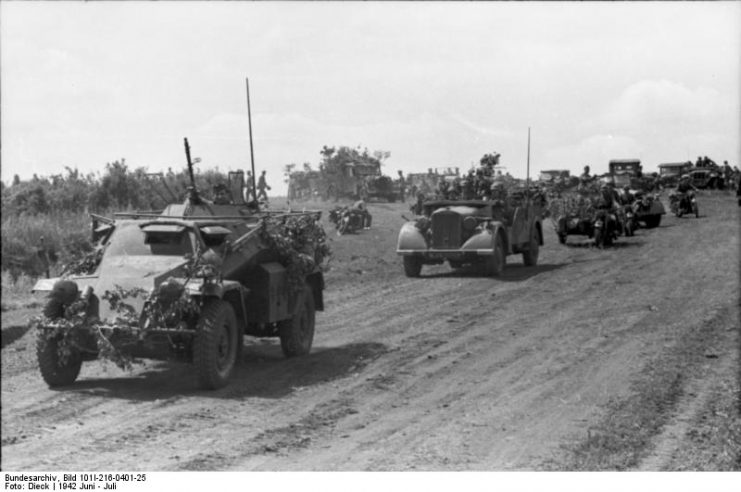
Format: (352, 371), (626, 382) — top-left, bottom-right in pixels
(2, 192), (739, 470)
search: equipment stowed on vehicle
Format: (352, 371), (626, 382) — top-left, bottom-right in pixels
(31, 138), (329, 390)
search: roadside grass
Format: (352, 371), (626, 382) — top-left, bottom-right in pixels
(1, 211), (92, 276)
(1, 271), (43, 312)
(670, 377), (741, 470)
(542, 307), (739, 471)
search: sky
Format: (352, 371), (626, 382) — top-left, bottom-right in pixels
(1, 1), (739, 194)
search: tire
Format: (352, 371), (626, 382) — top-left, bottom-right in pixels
(403, 255), (423, 278)
(558, 233), (567, 245)
(522, 226), (540, 266)
(644, 215), (661, 228)
(37, 299), (82, 387)
(194, 299), (239, 390)
(484, 234), (505, 276)
(279, 283), (315, 357)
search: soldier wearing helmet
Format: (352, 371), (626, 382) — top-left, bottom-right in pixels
(619, 184), (634, 205)
(410, 192), (426, 216)
(677, 174), (696, 194)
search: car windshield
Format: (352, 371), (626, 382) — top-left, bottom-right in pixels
(105, 222), (194, 257)
(661, 168), (682, 176)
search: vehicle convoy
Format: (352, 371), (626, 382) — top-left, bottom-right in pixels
(396, 189), (543, 277)
(31, 139), (329, 390)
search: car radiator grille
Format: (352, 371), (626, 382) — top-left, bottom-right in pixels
(432, 212), (461, 249)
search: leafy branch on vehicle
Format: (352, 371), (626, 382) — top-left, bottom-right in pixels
(260, 214), (331, 295)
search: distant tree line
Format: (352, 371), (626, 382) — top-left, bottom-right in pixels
(1, 159), (234, 217)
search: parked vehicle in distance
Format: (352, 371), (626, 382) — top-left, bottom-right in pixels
(658, 162), (693, 188)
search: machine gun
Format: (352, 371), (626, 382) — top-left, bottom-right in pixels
(184, 137), (204, 205)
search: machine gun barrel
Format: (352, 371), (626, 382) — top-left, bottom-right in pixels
(184, 137), (202, 204)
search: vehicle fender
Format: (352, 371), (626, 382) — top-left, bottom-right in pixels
(187, 280), (249, 326)
(648, 199), (666, 215)
(397, 222), (427, 252)
(461, 223), (508, 253)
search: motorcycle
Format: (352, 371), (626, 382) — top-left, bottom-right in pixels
(329, 206), (367, 235)
(593, 209), (620, 248)
(669, 191), (699, 218)
(623, 204), (637, 237)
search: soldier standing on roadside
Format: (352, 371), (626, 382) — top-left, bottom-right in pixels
(579, 165), (592, 189)
(257, 170), (271, 202)
(397, 170), (407, 202)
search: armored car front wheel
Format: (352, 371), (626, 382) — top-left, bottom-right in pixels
(194, 299), (239, 390)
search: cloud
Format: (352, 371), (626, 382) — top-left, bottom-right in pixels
(599, 80), (727, 135)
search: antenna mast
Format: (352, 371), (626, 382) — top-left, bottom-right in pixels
(526, 127), (531, 200)
(246, 78), (258, 207)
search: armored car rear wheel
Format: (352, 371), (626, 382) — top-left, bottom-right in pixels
(37, 299), (82, 387)
(280, 283), (315, 357)
(522, 226), (540, 266)
(194, 299), (239, 390)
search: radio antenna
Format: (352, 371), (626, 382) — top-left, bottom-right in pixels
(246, 77), (258, 209)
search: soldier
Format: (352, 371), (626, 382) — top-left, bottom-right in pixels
(676, 174), (696, 194)
(244, 170), (255, 202)
(618, 185), (634, 206)
(437, 179), (450, 200)
(462, 170), (476, 200)
(410, 192), (426, 216)
(597, 178), (620, 210)
(213, 183), (232, 205)
(257, 170), (271, 202)
(397, 171), (407, 202)
(579, 165), (592, 189)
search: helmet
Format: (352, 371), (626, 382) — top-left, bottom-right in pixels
(623, 185), (630, 190)
(681, 174), (690, 179)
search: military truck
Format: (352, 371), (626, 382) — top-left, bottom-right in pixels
(364, 174), (397, 202)
(608, 159), (665, 228)
(31, 139), (328, 390)
(658, 162), (692, 188)
(689, 167), (723, 189)
(396, 190), (543, 277)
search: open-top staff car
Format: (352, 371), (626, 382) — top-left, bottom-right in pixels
(396, 190), (543, 277)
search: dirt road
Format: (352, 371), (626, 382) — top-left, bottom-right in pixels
(2, 192), (739, 470)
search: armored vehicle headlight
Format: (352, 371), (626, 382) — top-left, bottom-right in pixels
(49, 280), (79, 305)
(463, 216), (478, 231)
(157, 277), (185, 303)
